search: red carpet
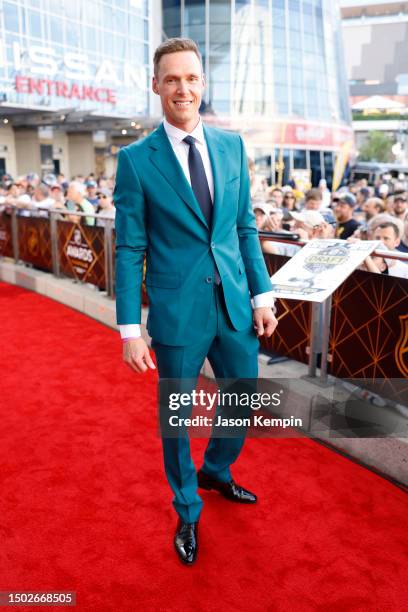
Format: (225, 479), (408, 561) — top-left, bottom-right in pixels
(1, 281), (407, 611)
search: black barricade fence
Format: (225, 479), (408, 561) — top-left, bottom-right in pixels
(0, 211), (13, 258)
(330, 269), (408, 402)
(262, 254), (312, 363)
(58, 221), (106, 289)
(18, 216), (52, 272)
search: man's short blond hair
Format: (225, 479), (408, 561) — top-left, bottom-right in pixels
(153, 38), (202, 77)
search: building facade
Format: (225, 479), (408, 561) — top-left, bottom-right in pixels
(340, 1), (408, 164)
(0, 0), (352, 186)
(0, 0), (155, 178)
(163, 0), (353, 186)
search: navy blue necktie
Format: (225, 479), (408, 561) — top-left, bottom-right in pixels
(183, 135), (212, 228)
(183, 135), (220, 284)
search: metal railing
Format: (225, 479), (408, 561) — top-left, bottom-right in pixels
(1, 206), (116, 296)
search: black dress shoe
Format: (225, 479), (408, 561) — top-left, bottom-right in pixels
(174, 520), (198, 565)
(197, 470), (257, 503)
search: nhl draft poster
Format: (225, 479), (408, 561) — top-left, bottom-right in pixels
(270, 239), (380, 302)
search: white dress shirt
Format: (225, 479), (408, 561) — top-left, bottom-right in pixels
(119, 117), (274, 340)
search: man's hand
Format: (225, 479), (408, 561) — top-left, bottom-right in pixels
(253, 307), (278, 338)
(123, 337), (156, 373)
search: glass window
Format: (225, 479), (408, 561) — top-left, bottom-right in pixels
(103, 4), (114, 27)
(103, 34), (114, 57)
(272, 27), (286, 49)
(4, 2), (19, 33)
(66, 20), (79, 47)
(114, 35), (126, 58)
(163, 0), (181, 32)
(293, 150), (307, 169)
(323, 151), (334, 188)
(130, 17), (145, 39)
(310, 150), (322, 186)
(28, 10), (42, 38)
(272, 8), (285, 28)
(83, 2), (101, 27)
(50, 16), (63, 43)
(114, 10), (127, 32)
(86, 26), (99, 52)
(64, 0), (78, 20)
(212, 61), (230, 80)
(129, 40), (144, 61)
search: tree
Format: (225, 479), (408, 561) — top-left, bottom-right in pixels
(358, 131), (394, 163)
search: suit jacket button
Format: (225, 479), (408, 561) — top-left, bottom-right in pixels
(211, 242), (215, 249)
(206, 276), (213, 284)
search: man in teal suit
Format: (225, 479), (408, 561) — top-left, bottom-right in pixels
(114, 38), (277, 565)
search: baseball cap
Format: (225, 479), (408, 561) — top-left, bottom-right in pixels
(290, 210), (325, 227)
(86, 180), (97, 188)
(337, 193), (356, 207)
(394, 193), (407, 202)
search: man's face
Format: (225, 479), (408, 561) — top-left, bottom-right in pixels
(363, 198), (378, 219)
(335, 202), (352, 222)
(305, 198), (321, 210)
(394, 198), (407, 216)
(374, 226), (400, 250)
(152, 51), (205, 131)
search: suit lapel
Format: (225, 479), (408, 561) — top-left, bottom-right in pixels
(148, 123), (208, 229)
(203, 125), (226, 237)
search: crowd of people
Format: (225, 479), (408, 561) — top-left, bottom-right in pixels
(0, 172), (116, 227)
(0, 165), (407, 279)
(249, 169), (408, 279)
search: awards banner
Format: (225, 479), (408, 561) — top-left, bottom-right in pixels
(270, 239), (380, 302)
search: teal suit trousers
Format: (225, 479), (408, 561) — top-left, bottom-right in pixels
(153, 284), (259, 524)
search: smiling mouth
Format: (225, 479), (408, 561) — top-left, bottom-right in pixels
(173, 101), (193, 108)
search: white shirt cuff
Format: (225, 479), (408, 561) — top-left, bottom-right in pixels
(253, 291), (275, 308)
(119, 324), (141, 339)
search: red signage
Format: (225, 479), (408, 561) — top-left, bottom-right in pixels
(15, 75), (116, 105)
(284, 122), (353, 148)
(203, 115), (354, 149)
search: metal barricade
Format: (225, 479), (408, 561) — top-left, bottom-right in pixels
(0, 206), (116, 297)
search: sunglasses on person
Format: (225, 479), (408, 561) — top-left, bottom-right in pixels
(284, 194), (295, 199)
(97, 194), (109, 199)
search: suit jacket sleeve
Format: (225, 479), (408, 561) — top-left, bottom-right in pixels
(114, 147), (147, 325)
(236, 136), (273, 297)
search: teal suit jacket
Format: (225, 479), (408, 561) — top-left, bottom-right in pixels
(114, 122), (272, 346)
